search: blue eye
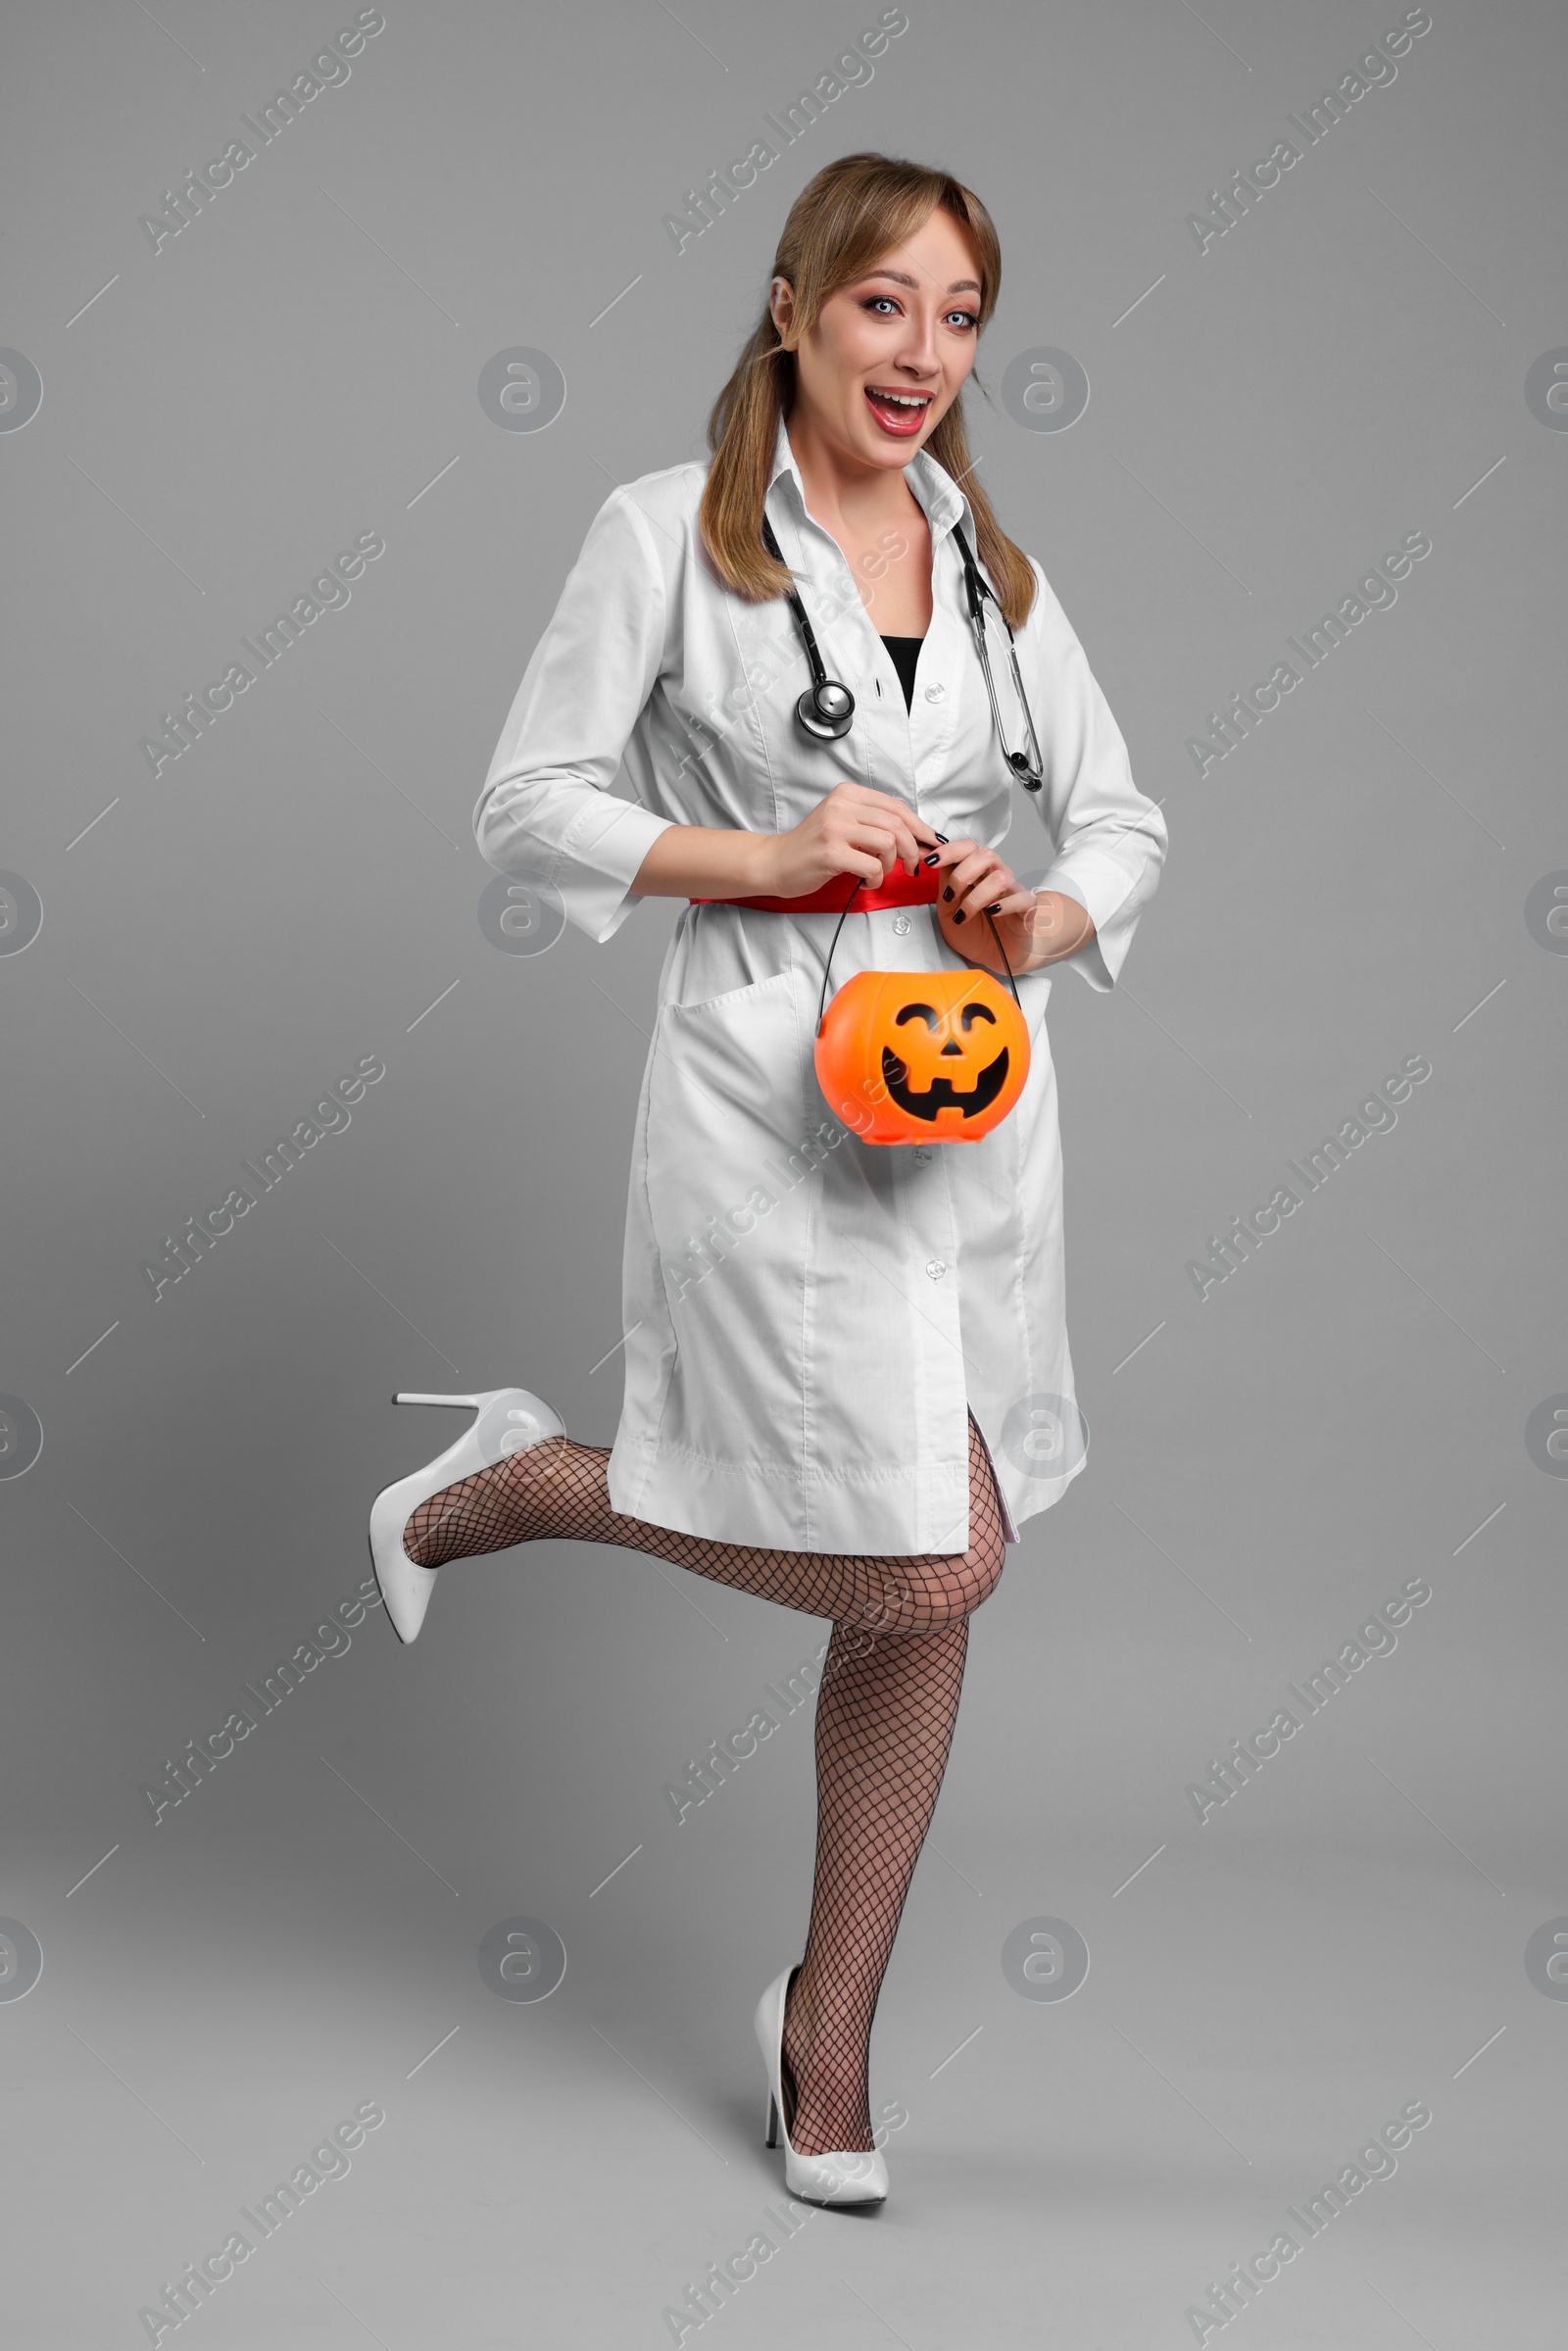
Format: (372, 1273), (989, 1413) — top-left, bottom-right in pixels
(861, 295), (977, 329)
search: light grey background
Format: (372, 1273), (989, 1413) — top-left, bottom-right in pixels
(3, 2), (1564, 2343)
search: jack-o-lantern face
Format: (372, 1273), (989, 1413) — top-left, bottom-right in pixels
(815, 969), (1030, 1144)
(883, 997), (1011, 1122)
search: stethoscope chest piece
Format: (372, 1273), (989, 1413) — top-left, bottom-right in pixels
(796, 678), (855, 740)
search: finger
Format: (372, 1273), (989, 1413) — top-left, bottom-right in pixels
(936, 847), (994, 906)
(858, 806), (922, 873)
(970, 881), (1033, 919)
(927, 835), (977, 882)
(847, 821), (903, 882)
(895, 820), (928, 873)
(958, 862), (1018, 917)
(821, 804), (898, 882)
(854, 788), (942, 856)
(827, 790), (903, 874)
(946, 857), (1018, 925)
(830, 848), (890, 887)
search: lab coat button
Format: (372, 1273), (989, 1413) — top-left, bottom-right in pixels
(892, 914), (911, 936)
(913, 1147), (933, 1164)
(925, 1258), (947, 1279)
(924, 682), (946, 702)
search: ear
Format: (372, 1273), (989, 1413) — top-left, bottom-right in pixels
(768, 274), (797, 345)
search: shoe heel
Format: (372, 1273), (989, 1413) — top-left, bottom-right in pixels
(371, 1386), (564, 1646)
(764, 2090), (779, 2150)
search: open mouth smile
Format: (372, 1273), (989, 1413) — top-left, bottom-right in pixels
(881, 1045), (1011, 1123)
(863, 385), (935, 438)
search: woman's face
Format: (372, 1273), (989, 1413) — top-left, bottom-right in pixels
(772, 207), (984, 473)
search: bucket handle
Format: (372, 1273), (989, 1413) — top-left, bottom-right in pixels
(815, 873), (1023, 1036)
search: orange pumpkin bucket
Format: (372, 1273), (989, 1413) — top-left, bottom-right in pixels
(813, 888), (1030, 1145)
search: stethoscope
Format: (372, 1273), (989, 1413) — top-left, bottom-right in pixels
(760, 513), (1046, 792)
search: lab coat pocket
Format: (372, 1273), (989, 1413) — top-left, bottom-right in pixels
(646, 967), (812, 1229)
(642, 963), (821, 1437)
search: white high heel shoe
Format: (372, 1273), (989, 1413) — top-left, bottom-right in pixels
(368, 1390), (564, 1644)
(754, 1965), (889, 2209)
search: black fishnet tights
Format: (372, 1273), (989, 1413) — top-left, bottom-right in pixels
(781, 1611), (974, 2155)
(403, 1414), (1005, 2155)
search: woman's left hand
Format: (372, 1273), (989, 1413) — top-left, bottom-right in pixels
(925, 836), (1096, 976)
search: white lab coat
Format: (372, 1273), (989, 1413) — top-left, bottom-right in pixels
(475, 418), (1166, 1555)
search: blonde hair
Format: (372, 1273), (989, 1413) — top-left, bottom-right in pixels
(699, 151), (1036, 632)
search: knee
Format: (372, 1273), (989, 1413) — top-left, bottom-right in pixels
(957, 1522), (1006, 1615)
(886, 1525), (1005, 1629)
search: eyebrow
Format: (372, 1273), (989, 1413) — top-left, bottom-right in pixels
(862, 269), (983, 296)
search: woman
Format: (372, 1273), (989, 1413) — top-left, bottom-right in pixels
(369, 152), (1166, 2208)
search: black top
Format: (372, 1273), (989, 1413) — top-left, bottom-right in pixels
(880, 633), (924, 712)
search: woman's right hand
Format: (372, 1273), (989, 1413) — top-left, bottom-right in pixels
(757, 783), (942, 899)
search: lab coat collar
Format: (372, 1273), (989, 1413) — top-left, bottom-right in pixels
(765, 412), (973, 550)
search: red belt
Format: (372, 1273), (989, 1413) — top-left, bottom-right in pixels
(689, 865), (941, 914)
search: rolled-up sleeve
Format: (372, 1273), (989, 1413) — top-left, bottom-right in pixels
(474, 487), (678, 943)
(1019, 560), (1167, 992)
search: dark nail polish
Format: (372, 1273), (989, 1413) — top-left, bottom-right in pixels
(942, 886), (954, 902)
(985, 902), (1001, 914)
(953, 909), (966, 924)
(934, 831), (950, 844)
(922, 851), (940, 865)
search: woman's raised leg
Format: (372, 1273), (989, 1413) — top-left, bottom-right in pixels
(402, 1412), (1004, 1634)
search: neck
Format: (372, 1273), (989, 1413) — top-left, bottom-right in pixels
(783, 407), (924, 540)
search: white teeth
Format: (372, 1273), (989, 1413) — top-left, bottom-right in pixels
(868, 389), (929, 409)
